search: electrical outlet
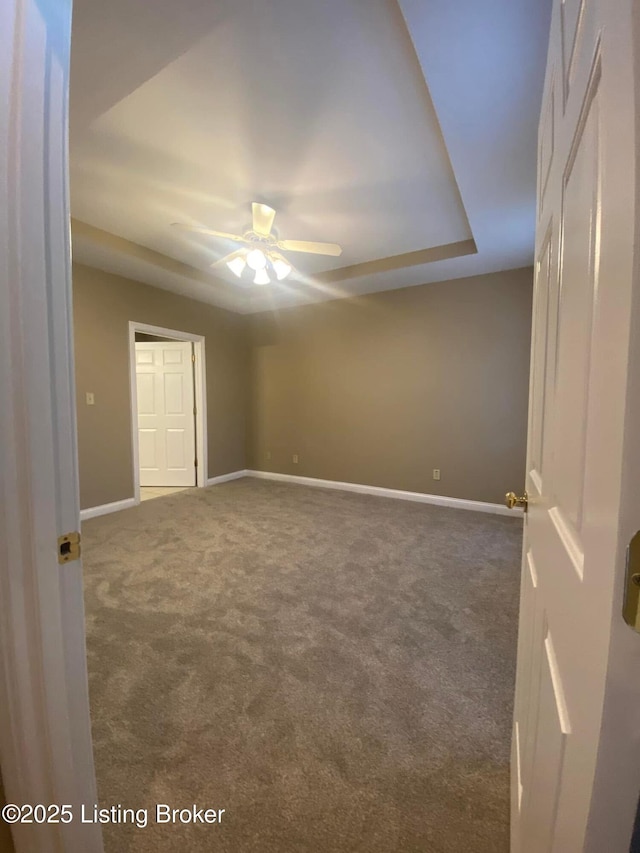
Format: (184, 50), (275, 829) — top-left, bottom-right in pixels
(266, 450), (271, 461)
(86, 392), (95, 406)
(433, 468), (441, 481)
(292, 454), (299, 464)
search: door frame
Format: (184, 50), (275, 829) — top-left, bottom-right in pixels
(128, 321), (207, 502)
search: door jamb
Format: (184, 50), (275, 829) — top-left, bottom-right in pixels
(128, 321), (207, 502)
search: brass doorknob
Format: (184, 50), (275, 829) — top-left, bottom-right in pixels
(505, 490), (528, 511)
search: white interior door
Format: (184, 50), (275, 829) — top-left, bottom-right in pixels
(511, 1), (640, 851)
(135, 341), (196, 487)
(1, 0), (104, 849)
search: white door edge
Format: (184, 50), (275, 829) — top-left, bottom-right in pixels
(128, 321), (208, 502)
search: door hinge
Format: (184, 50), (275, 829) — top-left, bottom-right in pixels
(191, 353), (196, 363)
(194, 458), (198, 467)
(193, 406), (197, 415)
(58, 531), (81, 564)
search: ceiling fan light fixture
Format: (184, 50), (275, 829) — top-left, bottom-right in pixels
(254, 268), (270, 285)
(271, 257), (292, 280)
(174, 203), (343, 283)
(226, 255), (246, 278)
(246, 248), (267, 271)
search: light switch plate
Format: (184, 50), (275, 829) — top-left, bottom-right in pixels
(86, 392), (95, 406)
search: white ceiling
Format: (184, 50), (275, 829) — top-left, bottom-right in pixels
(69, 0), (551, 314)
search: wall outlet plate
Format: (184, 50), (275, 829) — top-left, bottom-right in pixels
(292, 454), (299, 464)
(433, 468), (441, 480)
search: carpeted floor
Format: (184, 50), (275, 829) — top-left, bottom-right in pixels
(81, 478), (522, 852)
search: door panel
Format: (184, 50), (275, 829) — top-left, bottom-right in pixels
(529, 228), (553, 486)
(561, 0), (585, 101)
(513, 548), (541, 823)
(554, 76), (600, 534)
(136, 348), (153, 365)
(166, 429), (187, 469)
(518, 550), (540, 740)
(163, 348), (183, 364)
(524, 627), (569, 851)
(136, 373), (155, 414)
(512, 0), (639, 850)
(135, 341), (196, 487)
(164, 372), (186, 415)
(138, 429), (158, 470)
(539, 80), (555, 213)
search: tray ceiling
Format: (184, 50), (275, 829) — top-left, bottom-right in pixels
(70, 0), (551, 313)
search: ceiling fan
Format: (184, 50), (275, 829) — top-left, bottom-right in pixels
(173, 202), (342, 285)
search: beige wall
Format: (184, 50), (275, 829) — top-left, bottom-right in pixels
(74, 263), (531, 509)
(248, 267), (532, 504)
(0, 769), (14, 853)
(73, 263), (249, 509)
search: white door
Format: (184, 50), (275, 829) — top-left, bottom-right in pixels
(135, 341), (196, 487)
(1, 0), (104, 849)
(511, 0), (640, 851)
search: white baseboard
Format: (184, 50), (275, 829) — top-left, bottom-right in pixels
(206, 469), (248, 486)
(246, 470), (521, 517)
(81, 472), (248, 520)
(80, 497), (137, 521)
(80, 471), (520, 519)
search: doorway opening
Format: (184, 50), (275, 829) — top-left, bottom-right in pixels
(128, 321), (207, 505)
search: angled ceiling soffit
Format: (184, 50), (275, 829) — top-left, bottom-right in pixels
(71, 219), (244, 302)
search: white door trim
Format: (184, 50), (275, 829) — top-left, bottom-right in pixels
(0, 1), (103, 850)
(128, 321), (207, 503)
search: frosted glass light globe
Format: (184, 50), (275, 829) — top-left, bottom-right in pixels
(246, 248), (267, 271)
(254, 268), (270, 285)
(226, 256), (246, 278)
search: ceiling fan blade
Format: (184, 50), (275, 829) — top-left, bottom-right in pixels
(252, 203), (276, 237)
(210, 248), (245, 268)
(172, 223), (245, 242)
(278, 239), (342, 257)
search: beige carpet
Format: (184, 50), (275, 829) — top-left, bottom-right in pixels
(82, 478), (522, 852)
